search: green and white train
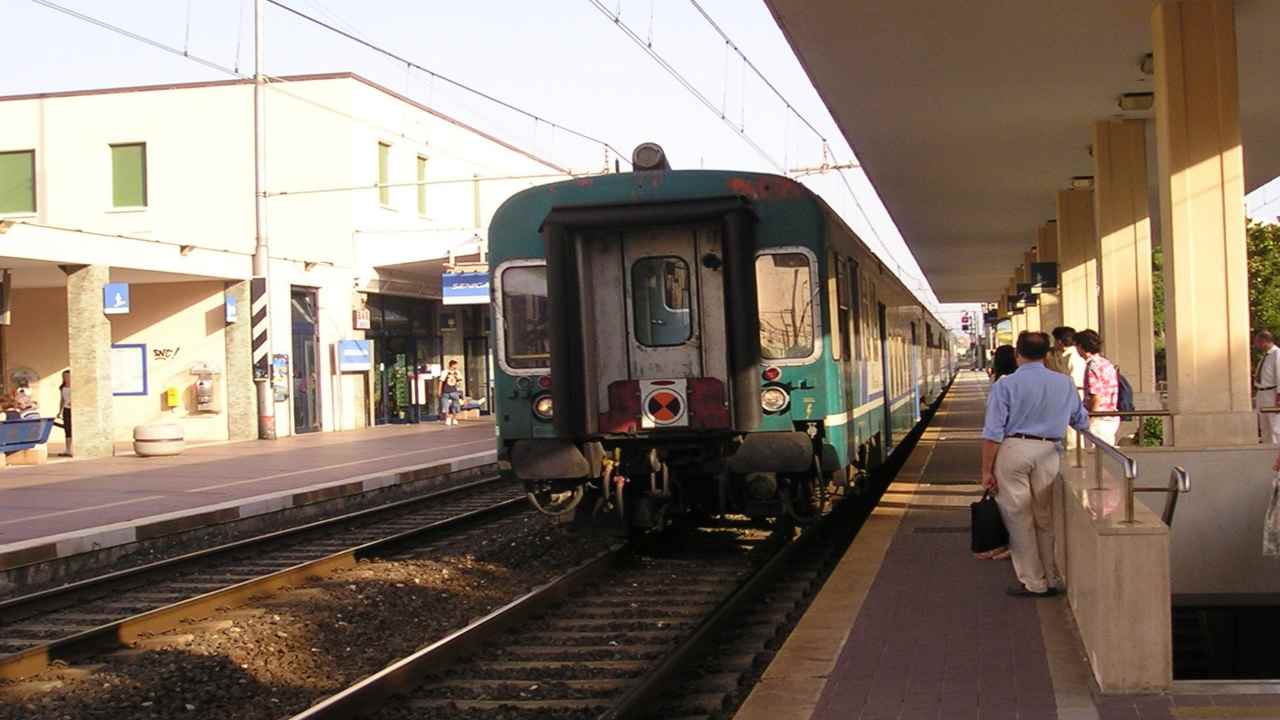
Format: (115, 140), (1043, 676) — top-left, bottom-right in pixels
(489, 145), (956, 530)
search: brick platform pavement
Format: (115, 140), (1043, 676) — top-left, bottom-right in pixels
(0, 419), (495, 571)
(739, 372), (1280, 720)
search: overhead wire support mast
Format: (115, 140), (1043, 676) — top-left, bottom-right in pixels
(252, 0), (275, 440)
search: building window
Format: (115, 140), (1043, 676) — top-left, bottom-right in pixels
(110, 143), (147, 208)
(416, 155), (427, 216)
(378, 142), (391, 207)
(0, 149), (35, 214)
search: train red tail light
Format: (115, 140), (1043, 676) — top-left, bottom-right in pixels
(537, 375), (552, 389)
(762, 366), (781, 382)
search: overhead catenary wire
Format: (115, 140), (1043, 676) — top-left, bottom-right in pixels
(683, 0), (941, 313)
(262, 171), (590, 198)
(585, 0), (786, 173)
(26, 0), (589, 182)
(265, 0), (632, 168)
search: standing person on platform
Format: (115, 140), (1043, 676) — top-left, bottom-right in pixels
(439, 360), (464, 427)
(989, 345), (1017, 384)
(1254, 331), (1280, 445)
(1046, 326), (1086, 395)
(981, 331), (1089, 597)
(1075, 330), (1120, 447)
(57, 370), (72, 456)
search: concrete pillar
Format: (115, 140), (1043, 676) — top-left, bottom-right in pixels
(1057, 189), (1100, 332)
(1037, 223), (1064, 330)
(1152, 0), (1254, 446)
(224, 281), (257, 441)
(65, 265), (113, 458)
(1094, 119), (1158, 406)
(1012, 311), (1027, 337)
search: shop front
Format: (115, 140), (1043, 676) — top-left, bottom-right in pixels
(365, 292), (491, 425)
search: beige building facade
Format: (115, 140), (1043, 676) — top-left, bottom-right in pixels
(0, 73), (568, 455)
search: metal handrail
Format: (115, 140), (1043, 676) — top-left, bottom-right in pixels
(1071, 427), (1190, 526)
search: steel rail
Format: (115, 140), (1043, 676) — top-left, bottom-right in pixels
(0, 475), (519, 680)
(288, 545), (627, 720)
(0, 473), (501, 616)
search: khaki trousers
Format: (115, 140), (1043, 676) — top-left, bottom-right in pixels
(994, 437), (1061, 593)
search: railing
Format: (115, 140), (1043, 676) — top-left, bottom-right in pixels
(1072, 426), (1190, 526)
(1081, 409), (1174, 448)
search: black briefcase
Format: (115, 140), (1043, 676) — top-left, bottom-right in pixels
(970, 491), (1009, 553)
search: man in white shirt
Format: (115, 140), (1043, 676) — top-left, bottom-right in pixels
(1255, 331), (1280, 445)
(1047, 327), (1087, 448)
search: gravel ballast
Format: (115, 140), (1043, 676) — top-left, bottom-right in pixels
(1, 513), (601, 720)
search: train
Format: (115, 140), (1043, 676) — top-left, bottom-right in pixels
(489, 143), (957, 531)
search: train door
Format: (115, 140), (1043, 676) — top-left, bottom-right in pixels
(878, 303), (892, 450)
(910, 321), (921, 421)
(622, 226), (725, 381)
(836, 257), (855, 413)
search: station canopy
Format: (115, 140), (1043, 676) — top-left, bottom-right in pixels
(764, 0), (1280, 301)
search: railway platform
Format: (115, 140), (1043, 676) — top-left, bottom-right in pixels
(738, 371), (1280, 720)
(0, 419), (496, 585)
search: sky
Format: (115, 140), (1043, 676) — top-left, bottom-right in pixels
(2, 0), (982, 327)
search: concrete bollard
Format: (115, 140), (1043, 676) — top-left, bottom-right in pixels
(134, 422), (185, 457)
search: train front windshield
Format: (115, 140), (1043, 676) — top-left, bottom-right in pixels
(755, 251), (815, 361)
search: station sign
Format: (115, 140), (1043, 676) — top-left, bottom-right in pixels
(442, 271), (489, 305)
(103, 282), (130, 315)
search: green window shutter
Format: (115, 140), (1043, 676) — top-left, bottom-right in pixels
(416, 156), (427, 215)
(111, 143), (147, 207)
(0, 150), (35, 214)
(378, 142), (390, 206)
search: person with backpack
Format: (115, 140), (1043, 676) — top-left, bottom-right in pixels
(1075, 329), (1125, 447)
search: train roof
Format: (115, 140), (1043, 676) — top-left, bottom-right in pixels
(489, 168), (955, 343)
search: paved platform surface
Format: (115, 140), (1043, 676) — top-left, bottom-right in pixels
(0, 419), (495, 567)
(738, 372), (1280, 720)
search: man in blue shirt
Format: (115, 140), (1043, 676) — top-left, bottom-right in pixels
(982, 331), (1090, 597)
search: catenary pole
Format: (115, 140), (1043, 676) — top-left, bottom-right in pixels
(252, 0), (276, 439)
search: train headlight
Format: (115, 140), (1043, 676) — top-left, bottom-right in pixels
(760, 387), (789, 413)
(533, 395), (554, 420)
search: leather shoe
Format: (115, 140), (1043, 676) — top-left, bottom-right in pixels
(1006, 584), (1058, 598)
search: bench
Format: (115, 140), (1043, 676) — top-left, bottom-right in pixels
(0, 417), (54, 453)
(0, 417), (55, 465)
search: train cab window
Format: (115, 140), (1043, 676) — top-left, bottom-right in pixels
(756, 251), (815, 361)
(500, 265), (550, 369)
(632, 257), (692, 347)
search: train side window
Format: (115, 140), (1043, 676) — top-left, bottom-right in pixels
(756, 251), (815, 361)
(500, 265), (550, 369)
(632, 256), (692, 347)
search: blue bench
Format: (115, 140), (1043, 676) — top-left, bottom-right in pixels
(0, 418), (54, 453)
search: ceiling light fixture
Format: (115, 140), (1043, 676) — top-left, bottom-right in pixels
(1071, 176), (1094, 190)
(1118, 92), (1155, 112)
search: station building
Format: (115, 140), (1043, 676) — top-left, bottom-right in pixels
(0, 72), (569, 456)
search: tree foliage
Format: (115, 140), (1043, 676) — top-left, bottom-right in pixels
(1247, 220), (1280, 338)
(1150, 220), (1280, 382)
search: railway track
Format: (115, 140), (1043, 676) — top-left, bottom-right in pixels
(0, 475), (524, 681)
(290, 387), (950, 720)
(288, 517), (818, 720)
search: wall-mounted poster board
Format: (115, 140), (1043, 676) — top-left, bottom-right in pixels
(111, 343), (148, 396)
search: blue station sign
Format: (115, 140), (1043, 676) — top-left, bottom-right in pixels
(103, 282), (130, 315)
(442, 271), (489, 306)
(335, 339), (372, 373)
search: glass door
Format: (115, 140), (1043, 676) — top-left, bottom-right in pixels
(290, 287), (322, 434)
